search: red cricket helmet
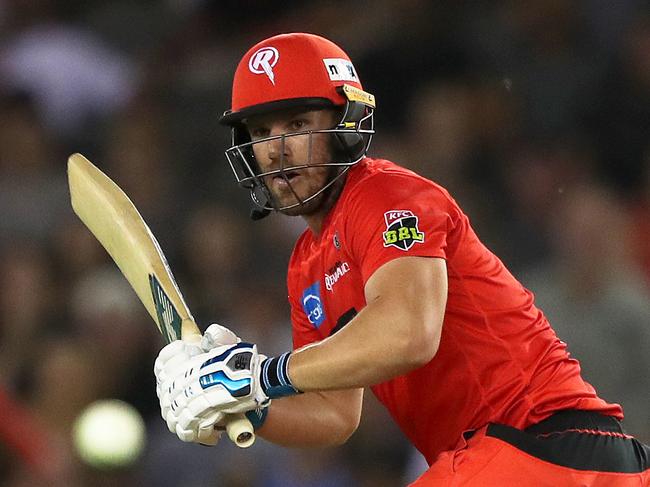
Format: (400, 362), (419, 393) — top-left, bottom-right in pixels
(220, 33), (375, 217)
(220, 32), (368, 125)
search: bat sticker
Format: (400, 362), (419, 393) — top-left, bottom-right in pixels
(149, 274), (183, 343)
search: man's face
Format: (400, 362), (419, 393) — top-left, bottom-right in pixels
(246, 108), (339, 216)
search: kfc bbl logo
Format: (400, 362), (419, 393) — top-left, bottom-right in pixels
(382, 210), (425, 251)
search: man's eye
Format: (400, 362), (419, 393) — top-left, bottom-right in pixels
(251, 128), (268, 139)
(291, 120), (305, 131)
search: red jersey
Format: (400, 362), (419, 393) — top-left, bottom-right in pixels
(286, 157), (622, 464)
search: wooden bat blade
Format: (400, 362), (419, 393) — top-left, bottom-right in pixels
(67, 153), (255, 448)
(67, 152), (195, 343)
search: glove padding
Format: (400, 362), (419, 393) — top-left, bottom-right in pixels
(154, 324), (269, 445)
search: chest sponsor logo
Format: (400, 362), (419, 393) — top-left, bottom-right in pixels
(325, 261), (350, 291)
(382, 210), (425, 251)
(301, 281), (326, 327)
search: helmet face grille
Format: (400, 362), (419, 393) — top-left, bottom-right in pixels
(224, 104), (374, 212)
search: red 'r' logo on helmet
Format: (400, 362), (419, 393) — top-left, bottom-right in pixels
(248, 47), (279, 85)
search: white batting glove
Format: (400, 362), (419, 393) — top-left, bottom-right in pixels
(155, 324), (302, 445)
(201, 323), (241, 351)
(154, 324), (241, 445)
(170, 340), (303, 420)
(155, 324), (272, 445)
(169, 341), (269, 423)
(155, 340), (208, 442)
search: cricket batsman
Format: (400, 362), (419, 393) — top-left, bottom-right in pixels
(154, 33), (650, 485)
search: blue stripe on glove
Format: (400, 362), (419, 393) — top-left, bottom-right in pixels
(199, 370), (251, 397)
(200, 342), (252, 368)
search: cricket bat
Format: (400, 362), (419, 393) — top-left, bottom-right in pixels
(67, 152), (255, 448)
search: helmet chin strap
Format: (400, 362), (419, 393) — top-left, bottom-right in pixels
(249, 207), (271, 220)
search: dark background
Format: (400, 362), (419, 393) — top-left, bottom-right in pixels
(1, 1), (649, 485)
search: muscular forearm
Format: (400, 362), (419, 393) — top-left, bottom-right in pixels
(257, 389), (363, 447)
(289, 298), (437, 391)
(288, 257), (446, 392)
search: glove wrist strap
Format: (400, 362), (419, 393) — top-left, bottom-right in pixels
(245, 407), (269, 430)
(260, 352), (302, 399)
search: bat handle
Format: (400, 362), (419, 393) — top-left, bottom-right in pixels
(225, 414), (255, 448)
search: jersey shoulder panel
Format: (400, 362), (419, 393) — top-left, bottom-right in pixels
(337, 158), (462, 284)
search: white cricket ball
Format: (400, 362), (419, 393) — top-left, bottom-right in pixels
(72, 399), (146, 469)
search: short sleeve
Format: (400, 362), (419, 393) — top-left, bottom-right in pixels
(343, 172), (456, 285)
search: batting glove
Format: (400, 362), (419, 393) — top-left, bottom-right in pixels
(155, 324), (302, 445)
(155, 324), (245, 445)
(154, 340), (210, 443)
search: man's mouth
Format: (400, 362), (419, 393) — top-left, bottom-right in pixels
(271, 170), (300, 189)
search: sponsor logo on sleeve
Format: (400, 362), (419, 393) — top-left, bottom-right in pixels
(301, 282), (326, 327)
(382, 210), (425, 251)
(323, 58), (359, 82)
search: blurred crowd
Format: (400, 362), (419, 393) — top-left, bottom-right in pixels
(0, 1), (649, 486)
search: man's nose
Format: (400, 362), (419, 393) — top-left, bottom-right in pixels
(266, 130), (289, 163)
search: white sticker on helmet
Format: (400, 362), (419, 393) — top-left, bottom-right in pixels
(249, 47), (279, 85)
(323, 58), (359, 82)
